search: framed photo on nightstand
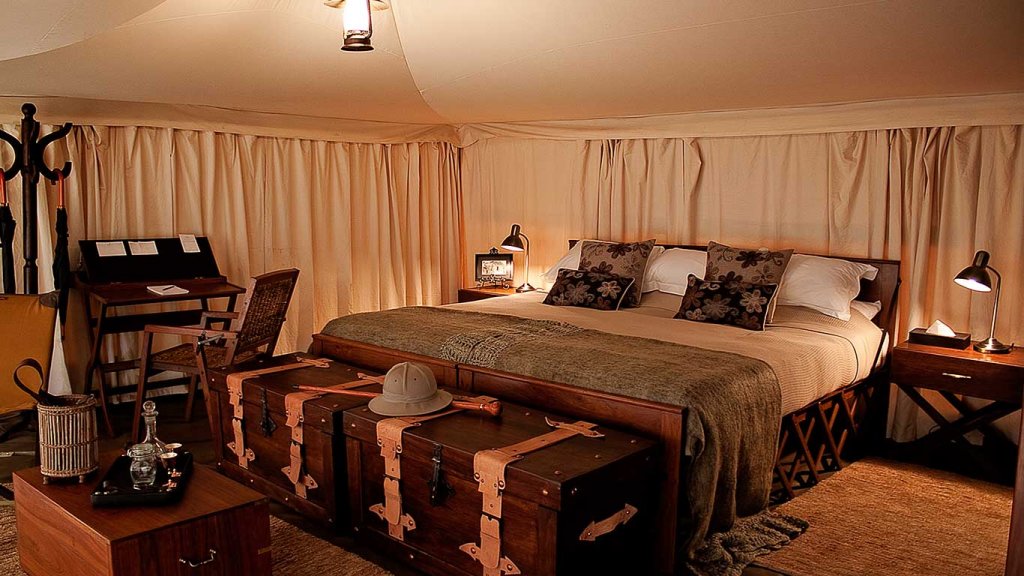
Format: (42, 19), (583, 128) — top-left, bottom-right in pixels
(474, 248), (513, 287)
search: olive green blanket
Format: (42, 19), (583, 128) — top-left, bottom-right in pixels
(322, 306), (784, 562)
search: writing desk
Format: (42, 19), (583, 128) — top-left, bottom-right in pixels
(80, 276), (244, 436)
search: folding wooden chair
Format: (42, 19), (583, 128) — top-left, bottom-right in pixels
(132, 269), (299, 442)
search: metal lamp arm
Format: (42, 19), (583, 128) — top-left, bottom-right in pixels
(520, 232), (530, 287)
(988, 265), (1001, 342)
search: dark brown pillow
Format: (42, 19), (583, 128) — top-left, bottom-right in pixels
(577, 239), (656, 308)
(543, 269), (635, 311)
(674, 274), (779, 331)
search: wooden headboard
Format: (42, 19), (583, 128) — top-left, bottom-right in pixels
(568, 240), (901, 344)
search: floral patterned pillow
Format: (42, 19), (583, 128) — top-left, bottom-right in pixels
(543, 269), (635, 311)
(577, 239), (656, 308)
(673, 274), (779, 331)
(705, 241), (792, 322)
(705, 241), (793, 284)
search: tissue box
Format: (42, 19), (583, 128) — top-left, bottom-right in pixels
(908, 328), (971, 349)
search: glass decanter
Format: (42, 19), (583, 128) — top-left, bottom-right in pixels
(140, 400), (168, 454)
(127, 443), (158, 488)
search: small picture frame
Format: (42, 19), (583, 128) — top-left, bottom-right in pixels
(475, 249), (514, 287)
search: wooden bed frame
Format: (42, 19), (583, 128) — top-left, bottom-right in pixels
(310, 243), (901, 575)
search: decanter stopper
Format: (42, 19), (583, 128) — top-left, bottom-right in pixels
(140, 400), (167, 454)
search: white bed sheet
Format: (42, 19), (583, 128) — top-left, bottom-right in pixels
(447, 290), (885, 415)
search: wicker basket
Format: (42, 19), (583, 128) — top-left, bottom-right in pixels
(37, 394), (99, 483)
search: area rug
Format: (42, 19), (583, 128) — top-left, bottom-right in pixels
(0, 496), (392, 575)
(752, 458), (1011, 576)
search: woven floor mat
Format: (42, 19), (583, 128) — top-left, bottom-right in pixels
(753, 457), (1011, 576)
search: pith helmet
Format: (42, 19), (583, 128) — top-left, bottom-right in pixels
(368, 362), (453, 416)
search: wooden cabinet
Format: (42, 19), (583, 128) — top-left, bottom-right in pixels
(14, 461), (271, 576)
(456, 287), (517, 303)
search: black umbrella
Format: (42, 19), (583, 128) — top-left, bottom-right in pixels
(0, 174), (15, 294)
(52, 173), (71, 330)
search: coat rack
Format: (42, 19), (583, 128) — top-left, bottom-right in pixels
(0, 103), (72, 295)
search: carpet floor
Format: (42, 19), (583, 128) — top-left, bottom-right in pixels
(0, 496), (392, 575)
(753, 457), (1012, 576)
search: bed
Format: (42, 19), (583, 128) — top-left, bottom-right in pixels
(311, 243), (901, 574)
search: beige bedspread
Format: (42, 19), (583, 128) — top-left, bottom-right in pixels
(451, 291), (884, 415)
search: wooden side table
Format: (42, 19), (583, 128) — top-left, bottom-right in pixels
(457, 286), (518, 303)
(14, 460), (271, 575)
(891, 340), (1024, 575)
(891, 341), (1023, 453)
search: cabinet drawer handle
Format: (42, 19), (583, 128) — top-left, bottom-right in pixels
(941, 372), (972, 380)
(179, 549), (217, 568)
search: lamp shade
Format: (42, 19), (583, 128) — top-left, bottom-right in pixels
(954, 250), (993, 293)
(501, 224), (526, 252)
(341, 0), (373, 51)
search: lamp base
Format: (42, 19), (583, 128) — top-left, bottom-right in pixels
(973, 337), (1011, 354)
(515, 283), (536, 293)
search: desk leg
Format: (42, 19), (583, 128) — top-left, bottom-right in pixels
(1007, 396), (1023, 576)
(85, 303), (115, 437)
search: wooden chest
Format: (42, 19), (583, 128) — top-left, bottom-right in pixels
(345, 399), (659, 576)
(14, 461), (270, 576)
(207, 353), (380, 526)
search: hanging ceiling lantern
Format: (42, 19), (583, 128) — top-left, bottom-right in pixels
(341, 0), (373, 52)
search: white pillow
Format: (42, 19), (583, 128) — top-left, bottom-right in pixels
(540, 241), (665, 291)
(850, 300), (882, 321)
(644, 248), (706, 295)
(540, 241), (585, 286)
(778, 254), (879, 321)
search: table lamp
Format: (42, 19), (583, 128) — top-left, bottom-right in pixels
(954, 250), (1010, 353)
(500, 224), (535, 292)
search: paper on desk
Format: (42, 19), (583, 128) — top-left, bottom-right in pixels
(925, 320), (956, 337)
(128, 241), (159, 256)
(179, 234), (201, 254)
(147, 285), (189, 296)
(96, 241), (127, 257)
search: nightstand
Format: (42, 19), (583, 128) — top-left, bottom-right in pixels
(891, 341), (1024, 575)
(891, 341), (1023, 452)
(457, 286), (518, 303)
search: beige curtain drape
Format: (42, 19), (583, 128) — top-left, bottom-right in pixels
(461, 126), (1023, 441)
(0, 124), (461, 392)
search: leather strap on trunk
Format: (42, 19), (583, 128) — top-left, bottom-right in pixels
(225, 356), (329, 469)
(280, 376), (378, 498)
(460, 419), (604, 576)
(369, 398), (495, 542)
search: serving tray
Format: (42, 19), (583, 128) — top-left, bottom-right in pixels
(90, 451), (193, 507)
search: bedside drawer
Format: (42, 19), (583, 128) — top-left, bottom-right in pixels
(892, 349), (1024, 404)
(111, 501), (271, 575)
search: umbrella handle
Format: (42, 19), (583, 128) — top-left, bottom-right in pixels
(0, 172), (6, 205)
(13, 358), (46, 404)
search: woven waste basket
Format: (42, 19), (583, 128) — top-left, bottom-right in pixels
(38, 394), (99, 484)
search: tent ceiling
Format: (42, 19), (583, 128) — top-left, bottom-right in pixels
(0, 0), (1020, 125)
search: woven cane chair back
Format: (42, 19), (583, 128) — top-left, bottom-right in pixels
(231, 269), (299, 358)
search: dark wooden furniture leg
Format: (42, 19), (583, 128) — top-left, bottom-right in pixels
(86, 302), (115, 437)
(1008, 394), (1023, 576)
